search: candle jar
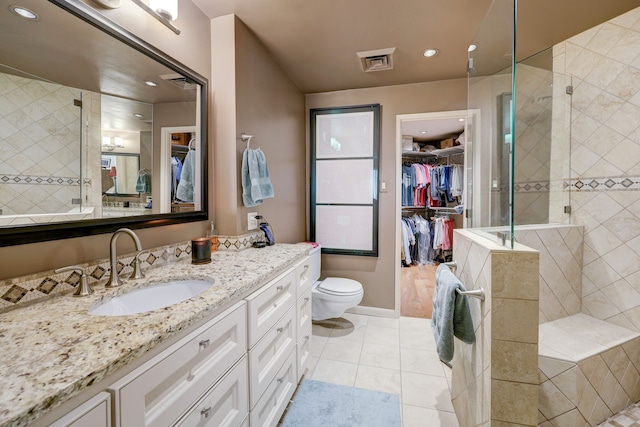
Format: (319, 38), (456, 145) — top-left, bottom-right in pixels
(191, 238), (211, 264)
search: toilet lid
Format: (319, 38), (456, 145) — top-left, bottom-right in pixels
(318, 277), (362, 296)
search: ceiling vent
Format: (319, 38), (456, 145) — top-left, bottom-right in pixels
(356, 47), (396, 72)
(159, 73), (197, 90)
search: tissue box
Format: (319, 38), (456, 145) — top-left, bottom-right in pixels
(402, 135), (414, 151)
(440, 138), (455, 148)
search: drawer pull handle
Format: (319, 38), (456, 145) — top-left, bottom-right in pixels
(201, 407), (212, 418)
(199, 339), (210, 349)
(276, 285), (284, 292)
(277, 327), (284, 333)
(277, 376), (285, 384)
(305, 335), (310, 340)
(273, 302), (278, 308)
(304, 297), (310, 302)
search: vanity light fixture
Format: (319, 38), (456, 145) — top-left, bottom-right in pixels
(9, 5), (38, 20)
(144, 80), (158, 87)
(422, 48), (439, 58)
(102, 136), (115, 151)
(130, 0), (180, 35)
(114, 137), (125, 148)
(468, 43), (478, 52)
(133, 113), (144, 118)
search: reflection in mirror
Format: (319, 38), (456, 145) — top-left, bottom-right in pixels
(0, 0), (208, 246)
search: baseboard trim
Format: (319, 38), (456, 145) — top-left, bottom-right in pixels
(346, 306), (396, 319)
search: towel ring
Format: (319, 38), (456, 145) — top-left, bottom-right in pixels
(241, 133), (253, 149)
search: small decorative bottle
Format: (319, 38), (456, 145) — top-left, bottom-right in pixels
(208, 221), (218, 252)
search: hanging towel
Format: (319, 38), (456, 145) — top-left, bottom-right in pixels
(135, 172), (151, 193)
(242, 147), (274, 207)
(176, 150), (195, 202)
(431, 264), (475, 365)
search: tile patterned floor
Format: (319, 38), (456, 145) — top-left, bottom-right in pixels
(307, 313), (459, 427)
(597, 402), (640, 427)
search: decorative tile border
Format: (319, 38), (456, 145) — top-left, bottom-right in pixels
(0, 241), (192, 312)
(514, 181), (550, 193)
(0, 174), (80, 186)
(217, 230), (267, 251)
(566, 176), (640, 191)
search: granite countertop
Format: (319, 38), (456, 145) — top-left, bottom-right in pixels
(0, 243), (310, 427)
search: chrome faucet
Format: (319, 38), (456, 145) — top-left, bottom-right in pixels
(106, 228), (144, 287)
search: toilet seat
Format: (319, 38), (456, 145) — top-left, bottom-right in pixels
(317, 277), (362, 296)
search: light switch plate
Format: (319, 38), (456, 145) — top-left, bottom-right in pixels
(248, 212), (258, 230)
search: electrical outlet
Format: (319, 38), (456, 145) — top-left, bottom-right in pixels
(248, 212), (258, 230)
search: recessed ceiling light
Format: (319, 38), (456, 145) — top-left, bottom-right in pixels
(468, 44), (478, 52)
(133, 113), (144, 118)
(421, 131), (428, 134)
(9, 5), (38, 20)
(458, 118), (465, 122)
(422, 48), (438, 58)
(144, 80), (158, 87)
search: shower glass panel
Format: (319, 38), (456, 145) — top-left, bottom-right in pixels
(466, 0), (515, 246)
(466, 0), (573, 247)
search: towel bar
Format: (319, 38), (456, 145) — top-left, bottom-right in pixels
(456, 287), (485, 301)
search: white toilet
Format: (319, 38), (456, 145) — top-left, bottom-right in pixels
(308, 245), (364, 321)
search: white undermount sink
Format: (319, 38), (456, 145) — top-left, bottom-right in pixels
(89, 279), (214, 316)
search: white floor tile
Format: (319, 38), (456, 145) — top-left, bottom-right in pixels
(368, 316), (400, 329)
(329, 321), (367, 342)
(401, 347), (447, 377)
(400, 325), (437, 351)
(403, 405), (459, 427)
(401, 371), (455, 412)
(355, 365), (402, 395)
(310, 335), (327, 357)
(365, 324), (400, 346)
(360, 342), (401, 370)
(320, 338), (363, 364)
(310, 358), (358, 386)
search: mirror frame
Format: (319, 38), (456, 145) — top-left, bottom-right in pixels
(0, 0), (208, 247)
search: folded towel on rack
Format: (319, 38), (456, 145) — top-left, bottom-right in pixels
(431, 263), (475, 365)
(242, 147), (274, 207)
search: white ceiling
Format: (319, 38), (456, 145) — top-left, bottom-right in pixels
(192, 0), (640, 93)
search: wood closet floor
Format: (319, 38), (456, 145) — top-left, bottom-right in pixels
(401, 263), (438, 319)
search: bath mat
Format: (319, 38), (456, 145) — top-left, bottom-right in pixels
(281, 379), (401, 427)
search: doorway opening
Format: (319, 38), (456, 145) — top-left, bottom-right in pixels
(394, 110), (479, 318)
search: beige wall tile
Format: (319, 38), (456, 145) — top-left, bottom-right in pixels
(491, 340), (538, 384)
(491, 252), (539, 300)
(492, 298), (539, 343)
(492, 379), (538, 425)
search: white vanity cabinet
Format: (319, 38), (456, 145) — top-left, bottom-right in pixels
(294, 257), (313, 378)
(49, 392), (111, 427)
(108, 301), (247, 427)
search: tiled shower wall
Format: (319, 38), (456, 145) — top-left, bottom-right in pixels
(0, 72), (83, 215)
(451, 229), (539, 427)
(513, 225), (584, 324)
(553, 6), (640, 332)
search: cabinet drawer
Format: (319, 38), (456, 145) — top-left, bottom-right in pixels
(249, 305), (296, 407)
(250, 349), (297, 427)
(109, 302), (247, 427)
(294, 256), (311, 300)
(174, 356), (248, 427)
(246, 269), (295, 348)
(296, 285), (312, 343)
(297, 326), (312, 381)
(49, 392), (111, 427)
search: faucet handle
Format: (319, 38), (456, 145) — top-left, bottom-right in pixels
(130, 250), (149, 280)
(54, 265), (93, 297)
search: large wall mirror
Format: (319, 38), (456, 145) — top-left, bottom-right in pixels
(0, 0), (208, 246)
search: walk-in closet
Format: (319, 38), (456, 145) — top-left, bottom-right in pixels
(399, 117), (465, 318)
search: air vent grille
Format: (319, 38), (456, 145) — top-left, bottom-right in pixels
(356, 47), (396, 72)
(159, 73), (197, 90)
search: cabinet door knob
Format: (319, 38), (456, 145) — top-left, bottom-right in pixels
(277, 327), (284, 333)
(199, 339), (210, 349)
(277, 376), (285, 384)
(201, 407), (212, 418)
(304, 297), (310, 302)
(276, 285), (284, 292)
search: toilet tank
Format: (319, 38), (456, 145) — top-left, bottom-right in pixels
(308, 246), (321, 283)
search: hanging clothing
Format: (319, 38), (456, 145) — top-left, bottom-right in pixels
(135, 170), (151, 194)
(170, 156), (182, 202)
(176, 150), (195, 202)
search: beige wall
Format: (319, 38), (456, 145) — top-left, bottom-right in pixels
(212, 15), (306, 242)
(0, 1), (212, 280)
(306, 79), (467, 310)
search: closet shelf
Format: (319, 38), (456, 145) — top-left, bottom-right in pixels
(430, 146), (464, 157)
(402, 151), (436, 158)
